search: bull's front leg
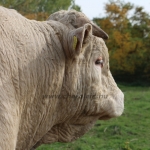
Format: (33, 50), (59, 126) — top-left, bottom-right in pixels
(0, 93), (19, 150)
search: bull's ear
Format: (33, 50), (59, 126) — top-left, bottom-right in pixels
(68, 23), (92, 57)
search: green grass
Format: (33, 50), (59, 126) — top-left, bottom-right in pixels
(37, 84), (150, 150)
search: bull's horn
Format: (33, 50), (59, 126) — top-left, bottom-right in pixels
(92, 23), (109, 40)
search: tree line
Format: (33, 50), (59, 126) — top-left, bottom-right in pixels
(0, 0), (150, 83)
(94, 0), (150, 83)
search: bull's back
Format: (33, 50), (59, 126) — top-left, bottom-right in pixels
(0, 6), (66, 149)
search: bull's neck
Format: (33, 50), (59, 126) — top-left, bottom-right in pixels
(47, 20), (69, 56)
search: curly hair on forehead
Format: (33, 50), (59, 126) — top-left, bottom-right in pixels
(91, 36), (108, 58)
(92, 36), (102, 50)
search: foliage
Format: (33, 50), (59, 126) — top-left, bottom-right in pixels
(0, 0), (81, 20)
(37, 85), (150, 150)
(93, 0), (150, 82)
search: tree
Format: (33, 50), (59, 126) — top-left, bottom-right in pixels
(94, 0), (150, 82)
(130, 6), (150, 80)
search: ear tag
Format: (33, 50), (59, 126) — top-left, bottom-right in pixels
(73, 36), (77, 50)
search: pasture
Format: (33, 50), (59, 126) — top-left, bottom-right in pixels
(37, 84), (150, 150)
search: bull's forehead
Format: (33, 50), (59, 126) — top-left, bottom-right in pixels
(92, 37), (109, 59)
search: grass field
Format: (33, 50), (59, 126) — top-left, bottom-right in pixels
(37, 84), (150, 150)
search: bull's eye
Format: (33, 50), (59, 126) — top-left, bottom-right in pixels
(95, 58), (104, 68)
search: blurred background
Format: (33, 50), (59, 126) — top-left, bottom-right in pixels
(0, 0), (150, 149)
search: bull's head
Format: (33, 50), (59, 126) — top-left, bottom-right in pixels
(60, 23), (124, 121)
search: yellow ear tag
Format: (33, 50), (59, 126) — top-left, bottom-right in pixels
(73, 36), (77, 50)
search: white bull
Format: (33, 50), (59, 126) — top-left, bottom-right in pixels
(0, 6), (124, 150)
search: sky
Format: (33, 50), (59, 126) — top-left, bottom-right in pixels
(75, 0), (150, 20)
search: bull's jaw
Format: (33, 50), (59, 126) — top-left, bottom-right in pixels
(54, 121), (97, 142)
(55, 90), (124, 142)
(32, 119), (97, 147)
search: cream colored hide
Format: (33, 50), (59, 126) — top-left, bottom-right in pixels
(0, 6), (124, 150)
(47, 9), (109, 40)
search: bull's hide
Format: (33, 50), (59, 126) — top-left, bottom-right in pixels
(0, 6), (124, 150)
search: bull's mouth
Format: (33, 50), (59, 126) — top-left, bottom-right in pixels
(98, 106), (124, 120)
(98, 115), (112, 120)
